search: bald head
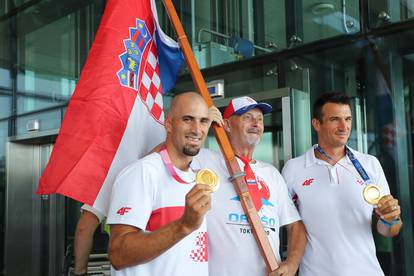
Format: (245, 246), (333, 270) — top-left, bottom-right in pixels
(167, 92), (207, 119)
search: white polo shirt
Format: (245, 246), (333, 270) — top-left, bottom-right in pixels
(282, 145), (389, 276)
(107, 153), (208, 276)
(193, 149), (300, 276)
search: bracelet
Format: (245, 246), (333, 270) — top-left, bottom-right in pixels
(379, 217), (400, 227)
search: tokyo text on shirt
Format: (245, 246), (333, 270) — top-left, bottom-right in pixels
(193, 149), (300, 276)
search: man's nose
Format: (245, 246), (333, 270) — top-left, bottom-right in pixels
(189, 120), (202, 134)
(338, 119), (347, 129)
(250, 117), (260, 126)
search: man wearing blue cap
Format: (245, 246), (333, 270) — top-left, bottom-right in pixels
(194, 96), (307, 276)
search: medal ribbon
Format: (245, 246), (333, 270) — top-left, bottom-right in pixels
(159, 145), (193, 184)
(345, 147), (371, 183)
(315, 145), (372, 184)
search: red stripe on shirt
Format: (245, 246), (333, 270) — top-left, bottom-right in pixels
(146, 206), (185, 231)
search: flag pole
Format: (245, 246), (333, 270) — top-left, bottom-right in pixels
(162, 0), (279, 274)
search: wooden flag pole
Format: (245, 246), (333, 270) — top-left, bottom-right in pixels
(162, 0), (279, 274)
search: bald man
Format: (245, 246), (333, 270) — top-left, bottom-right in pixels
(107, 92), (213, 275)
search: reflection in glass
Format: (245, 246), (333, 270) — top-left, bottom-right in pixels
(175, 62), (279, 99)
(15, 109), (62, 135)
(16, 13), (76, 114)
(157, 0), (285, 69)
(369, 0), (414, 27)
(302, 0), (360, 43)
(0, 120), (7, 273)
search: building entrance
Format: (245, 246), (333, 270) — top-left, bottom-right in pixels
(4, 133), (109, 275)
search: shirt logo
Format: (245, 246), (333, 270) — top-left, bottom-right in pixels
(116, 207), (132, 215)
(302, 178), (314, 186)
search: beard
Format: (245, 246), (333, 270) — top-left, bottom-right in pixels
(182, 144), (201, 156)
(246, 135), (261, 146)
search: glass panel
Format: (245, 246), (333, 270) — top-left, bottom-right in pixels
(368, 0), (414, 27)
(157, 0), (285, 69)
(0, 120), (7, 272)
(8, 0), (31, 9)
(0, 95), (11, 120)
(16, 9), (76, 115)
(15, 109), (62, 135)
(289, 89), (312, 157)
(0, 15), (13, 119)
(157, 0), (361, 69)
(174, 61), (279, 98)
(191, 0), (285, 69)
(299, 0), (360, 44)
(0, 2), (4, 16)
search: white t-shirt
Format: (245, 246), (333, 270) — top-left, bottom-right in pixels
(107, 153), (208, 276)
(282, 146), (390, 276)
(193, 149), (300, 276)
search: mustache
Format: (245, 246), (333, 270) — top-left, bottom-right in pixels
(247, 128), (261, 134)
(185, 132), (202, 138)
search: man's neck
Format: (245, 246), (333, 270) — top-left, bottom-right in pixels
(165, 143), (192, 171)
(316, 143), (346, 163)
(233, 146), (255, 161)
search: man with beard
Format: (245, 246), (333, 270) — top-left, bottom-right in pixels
(195, 96), (307, 276)
(282, 92), (402, 276)
(106, 92), (213, 275)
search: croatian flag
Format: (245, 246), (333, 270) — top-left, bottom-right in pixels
(37, 0), (183, 216)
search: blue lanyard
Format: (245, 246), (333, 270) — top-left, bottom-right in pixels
(314, 145), (371, 183)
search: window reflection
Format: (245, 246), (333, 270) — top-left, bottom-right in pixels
(302, 0), (360, 43)
(16, 13), (76, 114)
(158, 0), (361, 69)
(369, 0), (414, 27)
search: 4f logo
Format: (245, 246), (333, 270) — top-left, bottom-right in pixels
(117, 207), (132, 215)
(302, 178), (314, 186)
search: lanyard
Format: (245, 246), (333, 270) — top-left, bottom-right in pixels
(159, 145), (193, 184)
(314, 145), (372, 184)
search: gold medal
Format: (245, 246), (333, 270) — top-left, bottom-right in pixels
(196, 169), (220, 192)
(363, 184), (383, 205)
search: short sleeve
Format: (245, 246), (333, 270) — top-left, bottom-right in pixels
(107, 161), (155, 230)
(275, 170), (301, 226)
(281, 160), (297, 200)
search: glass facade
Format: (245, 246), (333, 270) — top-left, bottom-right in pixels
(157, 0), (362, 69)
(1, 0), (414, 275)
(368, 0), (414, 27)
(0, 0), (105, 274)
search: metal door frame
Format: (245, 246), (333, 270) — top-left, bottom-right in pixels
(4, 129), (65, 276)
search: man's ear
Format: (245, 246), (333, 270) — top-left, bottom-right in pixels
(311, 118), (321, 132)
(165, 116), (173, 133)
(224, 119), (231, 132)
